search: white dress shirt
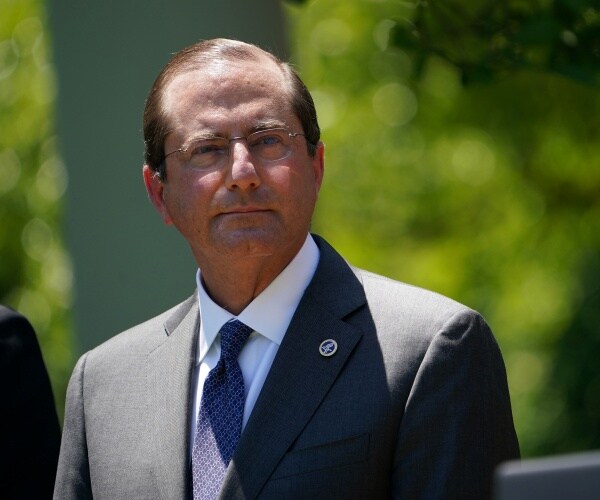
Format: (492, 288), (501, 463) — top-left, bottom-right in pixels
(190, 234), (320, 449)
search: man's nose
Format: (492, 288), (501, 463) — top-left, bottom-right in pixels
(225, 139), (261, 190)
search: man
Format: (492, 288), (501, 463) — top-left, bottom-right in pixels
(0, 305), (61, 499)
(55, 38), (519, 499)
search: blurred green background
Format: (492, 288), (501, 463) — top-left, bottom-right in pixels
(0, 0), (73, 416)
(1, 0), (598, 458)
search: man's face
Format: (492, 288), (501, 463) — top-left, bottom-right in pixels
(143, 57), (324, 270)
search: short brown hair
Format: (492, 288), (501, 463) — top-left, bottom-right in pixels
(143, 38), (320, 180)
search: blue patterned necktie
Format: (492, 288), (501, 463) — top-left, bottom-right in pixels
(192, 319), (253, 500)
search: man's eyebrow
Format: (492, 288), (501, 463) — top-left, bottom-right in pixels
(190, 131), (223, 140)
(181, 131), (225, 145)
(251, 119), (287, 132)
(181, 120), (289, 144)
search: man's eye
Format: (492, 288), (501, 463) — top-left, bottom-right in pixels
(256, 134), (282, 146)
(250, 134), (282, 147)
(190, 142), (223, 155)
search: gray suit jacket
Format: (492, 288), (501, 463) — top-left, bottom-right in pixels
(54, 236), (519, 499)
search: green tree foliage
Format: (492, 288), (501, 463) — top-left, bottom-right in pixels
(287, 0), (600, 456)
(393, 0), (600, 85)
(0, 0), (72, 416)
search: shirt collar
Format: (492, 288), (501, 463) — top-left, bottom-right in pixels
(195, 234), (320, 363)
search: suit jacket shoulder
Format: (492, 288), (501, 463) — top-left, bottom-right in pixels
(84, 294), (196, 362)
(354, 266), (468, 330)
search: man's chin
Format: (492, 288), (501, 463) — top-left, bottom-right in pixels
(218, 228), (282, 256)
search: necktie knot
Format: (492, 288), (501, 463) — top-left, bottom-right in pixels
(219, 319), (253, 361)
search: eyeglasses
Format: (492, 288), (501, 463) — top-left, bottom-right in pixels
(162, 127), (307, 170)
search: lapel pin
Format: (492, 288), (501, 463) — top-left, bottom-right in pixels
(319, 339), (338, 357)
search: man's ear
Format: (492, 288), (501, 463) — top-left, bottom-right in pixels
(142, 164), (173, 225)
(312, 141), (325, 195)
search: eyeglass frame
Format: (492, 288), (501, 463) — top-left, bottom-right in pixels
(161, 127), (312, 168)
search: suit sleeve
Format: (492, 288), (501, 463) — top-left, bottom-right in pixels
(54, 353), (93, 500)
(392, 309), (520, 500)
(0, 307), (61, 500)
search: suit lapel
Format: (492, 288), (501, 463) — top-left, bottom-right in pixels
(220, 236), (366, 499)
(148, 295), (199, 500)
